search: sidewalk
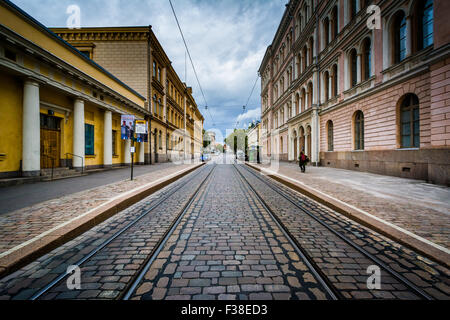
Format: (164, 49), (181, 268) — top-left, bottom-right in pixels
(0, 161), (203, 276)
(248, 161), (450, 266)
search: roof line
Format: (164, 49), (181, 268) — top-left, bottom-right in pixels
(1, 0), (146, 101)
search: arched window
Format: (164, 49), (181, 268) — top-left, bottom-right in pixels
(307, 82), (313, 108)
(280, 137), (283, 154)
(354, 111), (364, 150)
(332, 64), (338, 97)
(362, 38), (372, 81)
(331, 6), (338, 41)
(297, 12), (302, 34)
(296, 53), (301, 77)
(153, 94), (157, 114)
(324, 71), (330, 101)
(324, 17), (330, 47)
(301, 88), (306, 112)
(327, 120), (334, 151)
(159, 131), (162, 150)
(309, 38), (314, 65)
(350, 49), (358, 87)
(400, 94), (420, 148)
(350, 0), (358, 19)
(417, 0), (434, 50)
(393, 11), (407, 64)
(295, 93), (300, 114)
(302, 46), (308, 71)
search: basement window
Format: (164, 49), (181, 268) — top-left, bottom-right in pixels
(5, 49), (17, 62)
(402, 167), (411, 172)
(354, 163), (359, 168)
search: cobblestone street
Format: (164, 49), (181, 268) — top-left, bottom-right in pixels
(0, 164), (448, 300)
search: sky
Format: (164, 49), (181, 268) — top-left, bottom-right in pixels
(11, 0), (286, 143)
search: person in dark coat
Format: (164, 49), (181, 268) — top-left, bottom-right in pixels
(299, 151), (307, 173)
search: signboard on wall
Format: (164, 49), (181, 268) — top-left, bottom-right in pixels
(121, 115), (135, 140)
(135, 120), (147, 134)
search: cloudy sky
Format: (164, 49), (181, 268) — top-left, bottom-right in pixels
(11, 0), (286, 143)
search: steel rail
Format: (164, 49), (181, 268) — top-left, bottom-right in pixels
(237, 164), (433, 300)
(122, 164), (217, 300)
(233, 164), (339, 300)
(30, 164), (211, 300)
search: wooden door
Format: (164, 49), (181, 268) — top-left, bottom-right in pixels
(40, 129), (60, 169)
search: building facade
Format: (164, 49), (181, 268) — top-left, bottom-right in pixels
(259, 0), (449, 185)
(0, 1), (149, 178)
(52, 26), (204, 164)
(247, 123), (261, 163)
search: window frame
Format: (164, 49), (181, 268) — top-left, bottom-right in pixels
(85, 123), (95, 156)
(400, 94), (420, 148)
(354, 111), (364, 150)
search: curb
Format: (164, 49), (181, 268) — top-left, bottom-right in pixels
(0, 163), (204, 278)
(246, 163), (450, 269)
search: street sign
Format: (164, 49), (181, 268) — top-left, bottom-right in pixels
(130, 147), (136, 153)
(135, 120), (147, 134)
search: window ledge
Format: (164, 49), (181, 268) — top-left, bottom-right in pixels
(85, 154), (96, 158)
(112, 155), (119, 158)
(397, 148), (419, 151)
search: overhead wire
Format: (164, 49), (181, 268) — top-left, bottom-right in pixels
(234, 73), (260, 130)
(168, 0), (215, 125)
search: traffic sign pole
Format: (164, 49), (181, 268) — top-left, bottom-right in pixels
(131, 120), (135, 181)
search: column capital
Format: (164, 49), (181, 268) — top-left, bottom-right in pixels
(24, 77), (43, 87)
(74, 97), (86, 104)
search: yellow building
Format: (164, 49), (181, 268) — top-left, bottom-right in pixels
(51, 26), (204, 164)
(0, 1), (149, 178)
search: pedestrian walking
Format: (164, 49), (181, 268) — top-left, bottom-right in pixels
(299, 151), (308, 173)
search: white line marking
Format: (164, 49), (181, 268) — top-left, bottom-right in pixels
(0, 165), (198, 260)
(257, 166), (450, 255)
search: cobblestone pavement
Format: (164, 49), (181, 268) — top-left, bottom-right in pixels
(235, 164), (449, 299)
(254, 162), (450, 249)
(0, 164), (448, 300)
(130, 165), (331, 300)
(0, 165), (212, 300)
(0, 163), (197, 255)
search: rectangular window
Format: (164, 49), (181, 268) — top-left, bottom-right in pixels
(5, 49), (17, 62)
(158, 67), (161, 82)
(112, 130), (117, 156)
(153, 62), (157, 78)
(85, 124), (95, 155)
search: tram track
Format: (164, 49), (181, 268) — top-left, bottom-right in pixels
(121, 164), (217, 300)
(234, 163), (434, 300)
(233, 164), (339, 300)
(29, 164), (216, 300)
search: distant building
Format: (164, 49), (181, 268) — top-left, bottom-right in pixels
(51, 26), (204, 163)
(247, 123), (261, 163)
(0, 1), (148, 177)
(259, 0), (449, 185)
(204, 131), (216, 153)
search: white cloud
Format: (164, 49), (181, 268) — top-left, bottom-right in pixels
(236, 108), (261, 125)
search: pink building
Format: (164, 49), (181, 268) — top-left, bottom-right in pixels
(259, 0), (449, 185)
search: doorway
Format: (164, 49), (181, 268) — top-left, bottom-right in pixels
(40, 113), (61, 169)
